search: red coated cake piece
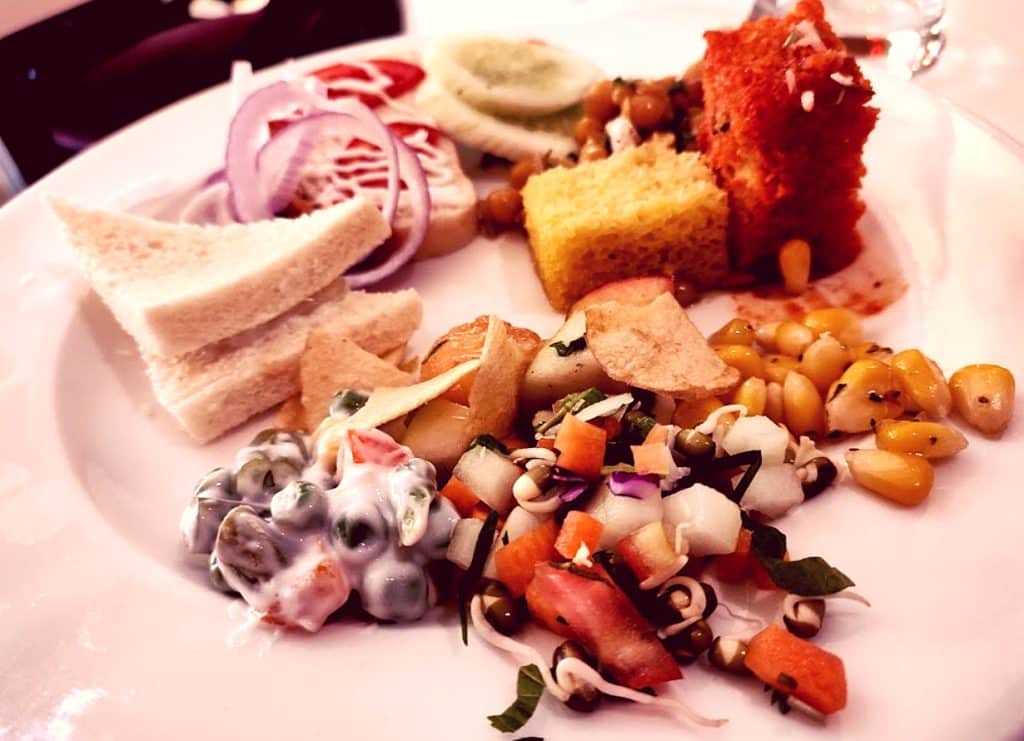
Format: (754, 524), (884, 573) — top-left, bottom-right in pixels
(699, 0), (878, 275)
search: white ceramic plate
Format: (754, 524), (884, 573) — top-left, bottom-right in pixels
(2, 21), (1023, 741)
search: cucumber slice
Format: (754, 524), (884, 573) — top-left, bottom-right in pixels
(416, 77), (577, 162)
(425, 36), (602, 117)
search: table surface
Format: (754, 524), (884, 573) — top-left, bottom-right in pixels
(0, 0), (1019, 141)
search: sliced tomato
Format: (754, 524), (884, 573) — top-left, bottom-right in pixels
(345, 429), (410, 467)
(526, 562), (682, 689)
(311, 59), (425, 107)
(387, 120), (444, 147)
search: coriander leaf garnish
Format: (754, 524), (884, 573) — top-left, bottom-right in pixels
(550, 337), (587, 356)
(749, 523), (854, 596)
(487, 665), (546, 733)
(468, 434), (511, 455)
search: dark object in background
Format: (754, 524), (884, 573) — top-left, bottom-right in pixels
(0, 0), (403, 184)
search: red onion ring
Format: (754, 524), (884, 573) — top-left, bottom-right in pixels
(226, 82), (399, 223)
(344, 136), (430, 288)
(255, 113), (353, 216)
(223, 74), (431, 285)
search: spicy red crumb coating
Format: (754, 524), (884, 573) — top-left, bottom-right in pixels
(699, 0), (878, 275)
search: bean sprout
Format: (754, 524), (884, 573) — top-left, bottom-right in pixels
(553, 657), (727, 728)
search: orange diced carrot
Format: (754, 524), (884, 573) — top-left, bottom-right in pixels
(494, 520), (559, 597)
(672, 397), (723, 429)
(554, 511), (604, 559)
(643, 424), (670, 445)
(554, 414), (607, 479)
(440, 476), (480, 518)
(745, 625), (848, 715)
(630, 443), (673, 476)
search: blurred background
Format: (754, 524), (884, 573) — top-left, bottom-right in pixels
(0, 0), (1018, 202)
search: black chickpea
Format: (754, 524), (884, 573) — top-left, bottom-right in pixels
(552, 640), (602, 713)
(664, 619), (714, 664)
(480, 581), (527, 636)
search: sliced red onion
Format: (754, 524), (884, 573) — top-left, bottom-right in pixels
(256, 113), (353, 216)
(559, 483), (589, 504)
(551, 466), (588, 484)
(608, 471), (661, 499)
(343, 135), (430, 288)
(225, 82), (399, 223)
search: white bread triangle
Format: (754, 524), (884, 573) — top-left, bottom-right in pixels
(145, 281), (422, 442)
(50, 195), (391, 356)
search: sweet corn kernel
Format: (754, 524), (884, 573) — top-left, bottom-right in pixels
(672, 397), (724, 429)
(846, 449), (934, 506)
(714, 344), (766, 380)
(708, 318), (756, 346)
(783, 371), (826, 437)
(850, 342), (893, 363)
(799, 334), (851, 393)
(875, 420), (968, 459)
(765, 381), (785, 424)
(949, 364), (1016, 435)
(776, 321), (818, 357)
(802, 307), (864, 347)
(891, 349), (952, 419)
(755, 321), (782, 353)
(733, 377), (768, 416)
(779, 239), (812, 295)
(763, 354), (799, 384)
(825, 359), (904, 434)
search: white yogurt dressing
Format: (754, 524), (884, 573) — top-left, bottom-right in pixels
(199, 429), (458, 632)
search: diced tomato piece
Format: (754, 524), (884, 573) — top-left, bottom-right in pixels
(537, 438), (557, 451)
(554, 414), (607, 479)
(346, 429), (410, 466)
(554, 511), (604, 559)
(596, 416), (622, 440)
(745, 625), (847, 715)
(616, 523), (683, 585)
(440, 476), (480, 518)
(494, 520), (559, 597)
(526, 562), (682, 689)
(713, 528), (752, 583)
(750, 549), (788, 591)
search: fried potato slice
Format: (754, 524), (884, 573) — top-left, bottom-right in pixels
(468, 315), (539, 437)
(301, 333), (415, 432)
(584, 293), (740, 400)
(274, 394), (308, 431)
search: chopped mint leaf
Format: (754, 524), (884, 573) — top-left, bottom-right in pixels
(550, 337), (586, 356)
(749, 523), (854, 596)
(487, 665), (545, 733)
(469, 434), (510, 455)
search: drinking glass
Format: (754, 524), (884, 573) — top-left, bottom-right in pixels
(749, 0), (946, 77)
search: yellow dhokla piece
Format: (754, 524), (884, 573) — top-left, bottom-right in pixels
(521, 141), (729, 311)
